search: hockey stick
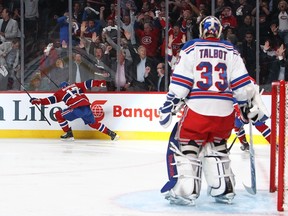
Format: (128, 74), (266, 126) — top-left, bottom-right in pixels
(243, 117), (256, 195)
(227, 123), (245, 152)
(227, 135), (238, 152)
(41, 71), (59, 88)
(242, 88), (266, 195)
(243, 119), (256, 194)
(14, 76), (51, 126)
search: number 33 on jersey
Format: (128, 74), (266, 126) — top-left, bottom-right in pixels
(169, 38), (253, 117)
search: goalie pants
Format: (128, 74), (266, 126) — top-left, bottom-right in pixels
(177, 107), (235, 145)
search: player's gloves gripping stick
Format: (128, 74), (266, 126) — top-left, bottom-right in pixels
(30, 98), (42, 105)
(159, 94), (181, 128)
(233, 101), (249, 126)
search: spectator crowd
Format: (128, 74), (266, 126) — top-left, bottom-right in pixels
(0, 0), (287, 92)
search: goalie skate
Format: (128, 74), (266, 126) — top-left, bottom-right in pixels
(164, 190), (197, 206)
(214, 192), (234, 204)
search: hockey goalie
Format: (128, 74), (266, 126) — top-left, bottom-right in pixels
(158, 16), (269, 206)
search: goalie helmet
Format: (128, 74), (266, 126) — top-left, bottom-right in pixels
(199, 16), (223, 39)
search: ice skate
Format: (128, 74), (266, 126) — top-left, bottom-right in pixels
(60, 130), (74, 141)
(240, 142), (249, 151)
(214, 192), (235, 204)
(108, 130), (119, 141)
(164, 190), (197, 206)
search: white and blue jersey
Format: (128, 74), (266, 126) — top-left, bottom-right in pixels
(169, 38), (255, 117)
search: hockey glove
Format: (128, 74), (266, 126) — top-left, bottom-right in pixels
(95, 80), (106, 87)
(159, 100), (174, 128)
(30, 98), (42, 105)
(173, 99), (185, 114)
(233, 101), (249, 126)
(159, 94), (181, 128)
(247, 103), (269, 123)
(246, 85), (269, 123)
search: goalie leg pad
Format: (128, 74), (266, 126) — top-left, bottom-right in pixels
(202, 156), (235, 204)
(162, 152), (202, 205)
(161, 135), (202, 205)
(161, 122), (179, 192)
(202, 156), (235, 195)
(202, 141), (235, 203)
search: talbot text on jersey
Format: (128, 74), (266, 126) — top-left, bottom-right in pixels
(199, 49), (227, 60)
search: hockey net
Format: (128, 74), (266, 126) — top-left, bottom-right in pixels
(270, 80), (288, 211)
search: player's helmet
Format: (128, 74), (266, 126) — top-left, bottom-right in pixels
(199, 16), (223, 39)
(60, 81), (69, 88)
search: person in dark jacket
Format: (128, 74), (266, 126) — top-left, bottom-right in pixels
(128, 45), (158, 91)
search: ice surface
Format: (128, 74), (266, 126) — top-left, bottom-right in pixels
(0, 139), (284, 216)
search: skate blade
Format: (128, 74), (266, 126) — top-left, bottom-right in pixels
(165, 192), (196, 206)
(112, 135), (120, 141)
(168, 196), (196, 206)
(61, 137), (75, 141)
(215, 193), (234, 204)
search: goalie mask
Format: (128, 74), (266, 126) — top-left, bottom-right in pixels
(199, 16), (223, 39)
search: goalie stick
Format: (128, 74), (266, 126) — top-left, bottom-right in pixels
(242, 87), (266, 195)
(243, 91), (256, 195)
(243, 116), (257, 195)
(226, 121), (256, 194)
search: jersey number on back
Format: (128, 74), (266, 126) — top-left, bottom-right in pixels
(66, 87), (80, 98)
(196, 61), (228, 91)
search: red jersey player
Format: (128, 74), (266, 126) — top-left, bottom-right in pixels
(30, 79), (119, 141)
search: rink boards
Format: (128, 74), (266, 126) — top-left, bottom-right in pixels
(0, 92), (271, 144)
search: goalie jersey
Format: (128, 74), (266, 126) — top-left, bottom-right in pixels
(169, 38), (255, 117)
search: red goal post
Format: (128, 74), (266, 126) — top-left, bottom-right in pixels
(270, 80), (287, 212)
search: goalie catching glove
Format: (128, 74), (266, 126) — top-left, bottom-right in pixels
(30, 98), (42, 105)
(159, 94), (184, 128)
(243, 85), (270, 123)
